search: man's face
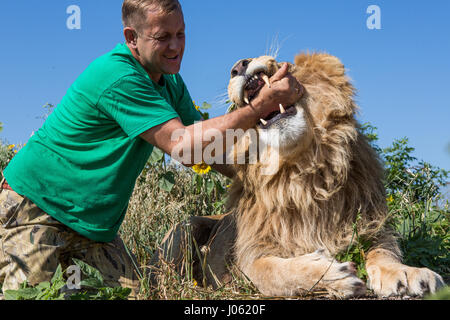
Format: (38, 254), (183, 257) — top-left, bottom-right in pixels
(135, 7), (185, 82)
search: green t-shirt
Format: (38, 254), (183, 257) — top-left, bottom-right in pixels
(4, 43), (201, 242)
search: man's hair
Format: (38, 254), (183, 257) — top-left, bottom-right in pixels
(122, 0), (181, 31)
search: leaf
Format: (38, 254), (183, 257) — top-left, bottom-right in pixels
(200, 111), (210, 120)
(51, 264), (63, 284)
(80, 277), (104, 289)
(201, 102), (212, 110)
(214, 179), (225, 195)
(35, 281), (51, 291)
(205, 179), (215, 195)
(195, 174), (203, 193)
(148, 147), (164, 164)
(51, 279), (67, 292)
(69, 292), (92, 300)
(112, 287), (131, 300)
(4, 287), (40, 300)
(4, 290), (21, 300)
(158, 171), (175, 192)
(72, 258), (104, 286)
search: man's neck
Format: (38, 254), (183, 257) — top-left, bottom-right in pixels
(126, 43), (162, 83)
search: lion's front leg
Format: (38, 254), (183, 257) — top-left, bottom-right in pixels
(366, 248), (445, 297)
(243, 250), (366, 298)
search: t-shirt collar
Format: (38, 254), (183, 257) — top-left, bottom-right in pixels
(119, 43), (166, 88)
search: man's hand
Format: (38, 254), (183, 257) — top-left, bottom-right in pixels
(250, 63), (304, 119)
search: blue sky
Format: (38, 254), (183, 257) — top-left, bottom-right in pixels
(0, 0), (449, 172)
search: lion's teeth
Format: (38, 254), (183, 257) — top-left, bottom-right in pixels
(279, 103), (286, 114)
(260, 118), (267, 125)
(244, 90), (250, 104)
(243, 91), (250, 104)
(262, 74), (271, 88)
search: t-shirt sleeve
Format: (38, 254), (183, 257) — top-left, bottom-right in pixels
(98, 75), (180, 139)
(173, 74), (203, 126)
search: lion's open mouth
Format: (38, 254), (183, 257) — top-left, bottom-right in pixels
(243, 72), (268, 103)
(242, 71), (297, 128)
(258, 105), (297, 129)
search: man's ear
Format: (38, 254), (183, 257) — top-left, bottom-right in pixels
(124, 27), (138, 48)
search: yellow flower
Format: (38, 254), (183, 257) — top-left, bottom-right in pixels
(193, 100), (200, 111)
(386, 195), (394, 203)
(192, 280), (198, 287)
(8, 144), (15, 150)
(192, 162), (212, 175)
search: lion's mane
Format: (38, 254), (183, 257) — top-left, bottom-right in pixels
(227, 53), (400, 271)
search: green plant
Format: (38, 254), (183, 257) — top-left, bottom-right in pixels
(4, 260), (131, 300)
(425, 286), (450, 300)
(357, 123), (449, 281)
(4, 265), (66, 300)
(383, 138), (448, 202)
(380, 136), (449, 278)
(336, 212), (371, 281)
(195, 101), (212, 120)
(68, 259), (131, 300)
(0, 142), (16, 180)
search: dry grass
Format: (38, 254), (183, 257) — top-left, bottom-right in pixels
(119, 162), (448, 300)
(119, 164), (327, 300)
(119, 164), (257, 300)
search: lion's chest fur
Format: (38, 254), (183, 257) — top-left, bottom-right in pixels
(229, 165), (357, 260)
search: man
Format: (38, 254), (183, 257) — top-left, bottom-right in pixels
(0, 0), (302, 298)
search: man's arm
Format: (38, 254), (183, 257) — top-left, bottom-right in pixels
(139, 106), (258, 167)
(139, 63), (302, 169)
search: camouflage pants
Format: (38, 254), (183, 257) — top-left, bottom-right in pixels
(0, 183), (141, 299)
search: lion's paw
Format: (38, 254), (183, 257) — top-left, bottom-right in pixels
(307, 251), (366, 298)
(367, 263), (445, 297)
(322, 261), (367, 298)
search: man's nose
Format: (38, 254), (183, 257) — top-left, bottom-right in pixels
(231, 59), (250, 77)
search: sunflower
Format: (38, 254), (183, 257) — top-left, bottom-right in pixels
(192, 162), (212, 175)
(193, 100), (200, 111)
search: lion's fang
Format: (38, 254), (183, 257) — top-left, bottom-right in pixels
(262, 74), (271, 88)
(244, 91), (250, 104)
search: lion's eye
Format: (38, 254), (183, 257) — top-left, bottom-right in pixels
(242, 60), (249, 67)
(231, 70), (238, 77)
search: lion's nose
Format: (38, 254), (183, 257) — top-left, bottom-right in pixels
(231, 59), (249, 77)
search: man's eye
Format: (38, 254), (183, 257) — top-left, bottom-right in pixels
(177, 32), (185, 38)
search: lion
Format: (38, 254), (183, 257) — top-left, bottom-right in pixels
(150, 52), (445, 298)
